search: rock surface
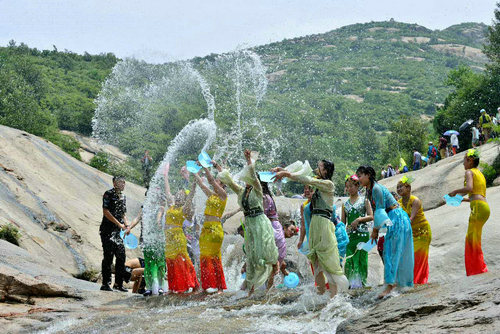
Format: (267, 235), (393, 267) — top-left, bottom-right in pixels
(338, 273), (500, 333)
(0, 125), (146, 275)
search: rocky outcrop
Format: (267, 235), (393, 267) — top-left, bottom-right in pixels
(431, 44), (489, 63)
(0, 126), (146, 276)
(337, 273), (500, 333)
(60, 130), (130, 164)
(0, 240), (98, 301)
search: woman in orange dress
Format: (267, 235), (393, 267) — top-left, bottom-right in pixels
(194, 161), (228, 293)
(397, 176), (432, 284)
(448, 149), (490, 276)
(163, 166), (199, 293)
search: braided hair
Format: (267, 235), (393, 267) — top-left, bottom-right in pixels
(356, 165), (377, 209)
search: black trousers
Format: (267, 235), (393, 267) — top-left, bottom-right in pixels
(100, 231), (126, 286)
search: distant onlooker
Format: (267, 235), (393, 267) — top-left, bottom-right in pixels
(381, 167), (387, 179)
(438, 137), (448, 160)
(427, 142), (437, 164)
(496, 108), (500, 124)
(450, 133), (459, 155)
(386, 164), (396, 178)
(399, 158), (409, 173)
(413, 149), (422, 170)
(141, 150), (153, 188)
(472, 126), (480, 148)
(479, 109), (493, 142)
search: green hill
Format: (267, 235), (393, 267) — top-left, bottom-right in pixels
(0, 21), (490, 191)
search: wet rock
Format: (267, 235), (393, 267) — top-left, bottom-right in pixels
(337, 273), (500, 333)
(0, 240), (98, 298)
(0, 265), (71, 298)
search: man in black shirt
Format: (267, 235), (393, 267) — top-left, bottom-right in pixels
(100, 175), (130, 292)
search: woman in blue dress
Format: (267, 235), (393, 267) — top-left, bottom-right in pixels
(356, 166), (414, 298)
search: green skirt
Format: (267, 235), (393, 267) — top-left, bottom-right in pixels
(307, 215), (343, 276)
(244, 214), (279, 290)
(345, 230), (369, 287)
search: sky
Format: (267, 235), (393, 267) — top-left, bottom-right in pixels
(0, 0), (497, 63)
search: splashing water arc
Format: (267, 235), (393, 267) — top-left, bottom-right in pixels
(91, 49), (272, 262)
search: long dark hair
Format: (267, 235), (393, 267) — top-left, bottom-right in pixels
(321, 160), (335, 180)
(258, 175), (273, 198)
(356, 165), (377, 209)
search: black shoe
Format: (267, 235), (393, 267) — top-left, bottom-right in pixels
(113, 284), (128, 292)
(158, 288), (164, 295)
(100, 284), (113, 292)
(143, 290), (152, 297)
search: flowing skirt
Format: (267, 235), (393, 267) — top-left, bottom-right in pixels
(412, 221), (431, 284)
(383, 208), (414, 287)
(244, 214), (278, 290)
(345, 230), (369, 287)
(199, 221), (227, 290)
(270, 219), (287, 264)
(165, 227), (199, 293)
(465, 200), (490, 276)
(143, 245), (166, 292)
(307, 215), (344, 276)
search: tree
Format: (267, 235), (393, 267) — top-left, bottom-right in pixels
(484, 2), (500, 69)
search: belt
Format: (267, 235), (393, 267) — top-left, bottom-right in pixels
(244, 208), (264, 218)
(311, 208), (332, 219)
(386, 204), (399, 214)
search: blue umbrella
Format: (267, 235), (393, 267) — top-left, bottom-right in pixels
(443, 130), (459, 136)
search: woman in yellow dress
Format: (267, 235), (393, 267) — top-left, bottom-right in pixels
(164, 164), (199, 293)
(194, 161), (228, 293)
(396, 176), (432, 284)
(448, 149), (490, 276)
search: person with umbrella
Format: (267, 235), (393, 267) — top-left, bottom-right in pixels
(450, 133), (459, 155)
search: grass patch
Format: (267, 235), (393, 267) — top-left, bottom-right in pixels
(0, 223), (21, 246)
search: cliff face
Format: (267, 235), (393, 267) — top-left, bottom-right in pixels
(0, 125), (146, 275)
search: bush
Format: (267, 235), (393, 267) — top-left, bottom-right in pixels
(479, 150), (500, 186)
(45, 132), (82, 160)
(89, 153), (143, 185)
(74, 268), (99, 282)
(89, 152), (110, 172)
(0, 224), (21, 246)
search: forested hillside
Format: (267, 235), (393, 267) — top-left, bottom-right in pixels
(0, 20), (491, 192)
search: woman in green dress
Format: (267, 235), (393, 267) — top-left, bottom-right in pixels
(342, 174), (373, 288)
(274, 160), (349, 298)
(218, 149), (279, 296)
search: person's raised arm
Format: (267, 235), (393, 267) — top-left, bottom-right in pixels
(194, 172), (213, 198)
(205, 165), (227, 201)
(163, 163), (174, 207)
(242, 149), (262, 196)
(156, 206), (165, 229)
(183, 180), (198, 221)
